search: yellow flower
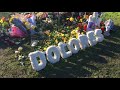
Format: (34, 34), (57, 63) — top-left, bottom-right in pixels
(83, 15), (86, 19)
(21, 18), (26, 23)
(76, 33), (79, 38)
(71, 30), (76, 35)
(55, 39), (58, 44)
(69, 36), (72, 40)
(25, 22), (31, 29)
(71, 31), (75, 35)
(75, 27), (79, 31)
(70, 17), (74, 22)
(66, 18), (69, 20)
(9, 17), (14, 23)
(0, 19), (3, 23)
(81, 32), (85, 35)
(64, 37), (67, 43)
(80, 19), (82, 22)
(43, 47), (47, 51)
(61, 34), (64, 37)
(59, 33), (62, 36)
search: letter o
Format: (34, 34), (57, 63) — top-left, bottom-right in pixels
(68, 38), (80, 54)
(46, 46), (60, 64)
(58, 42), (72, 59)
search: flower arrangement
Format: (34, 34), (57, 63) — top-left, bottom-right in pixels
(0, 12), (113, 53)
(15, 46), (25, 66)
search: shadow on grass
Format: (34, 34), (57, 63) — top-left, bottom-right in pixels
(37, 26), (120, 78)
(0, 36), (35, 54)
(38, 48), (108, 78)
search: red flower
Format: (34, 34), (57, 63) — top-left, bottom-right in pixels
(77, 16), (81, 20)
(83, 24), (87, 31)
(78, 23), (82, 29)
(101, 26), (105, 32)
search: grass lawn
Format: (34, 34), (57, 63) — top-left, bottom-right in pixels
(0, 12), (120, 78)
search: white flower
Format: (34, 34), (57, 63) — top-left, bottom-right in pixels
(15, 42), (20, 45)
(15, 51), (19, 54)
(31, 40), (38, 47)
(48, 19), (52, 23)
(18, 55), (22, 60)
(22, 56), (25, 58)
(18, 47), (23, 51)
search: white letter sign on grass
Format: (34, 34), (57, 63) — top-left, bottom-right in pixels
(78, 34), (89, 49)
(28, 51), (47, 71)
(68, 38), (80, 54)
(28, 30), (105, 71)
(94, 29), (104, 42)
(87, 31), (97, 46)
(58, 42), (72, 59)
(46, 46), (60, 64)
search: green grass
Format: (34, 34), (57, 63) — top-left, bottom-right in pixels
(0, 12), (120, 78)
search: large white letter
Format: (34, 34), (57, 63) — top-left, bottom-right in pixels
(94, 29), (104, 42)
(46, 46), (60, 64)
(87, 31), (97, 46)
(78, 34), (90, 49)
(28, 51), (47, 71)
(58, 42), (72, 59)
(68, 38), (80, 54)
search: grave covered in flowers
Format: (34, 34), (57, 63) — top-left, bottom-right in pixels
(0, 12), (115, 71)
